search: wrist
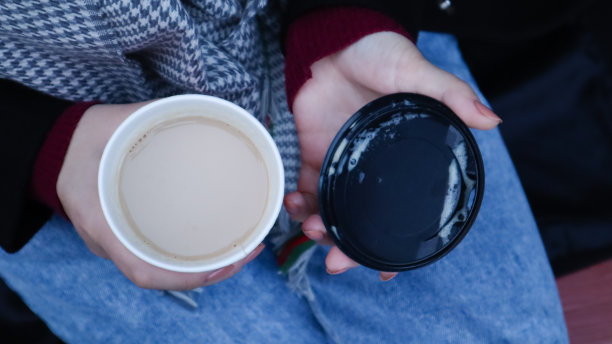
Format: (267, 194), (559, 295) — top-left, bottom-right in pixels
(55, 102), (151, 221)
(284, 7), (412, 109)
(30, 102), (99, 217)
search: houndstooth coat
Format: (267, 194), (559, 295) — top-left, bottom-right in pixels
(0, 0), (300, 193)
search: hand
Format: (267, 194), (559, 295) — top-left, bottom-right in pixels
(57, 102), (264, 290)
(284, 32), (501, 281)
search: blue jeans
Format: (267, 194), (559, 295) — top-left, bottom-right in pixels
(0, 33), (568, 343)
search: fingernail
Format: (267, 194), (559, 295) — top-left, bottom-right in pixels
(303, 229), (323, 241)
(380, 272), (397, 282)
(284, 196), (300, 215)
(243, 244), (265, 264)
(284, 203), (296, 216)
(207, 264), (235, 282)
(474, 100), (502, 123)
(327, 267), (349, 275)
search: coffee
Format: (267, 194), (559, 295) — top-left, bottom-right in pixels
(118, 116), (269, 260)
(99, 95), (284, 272)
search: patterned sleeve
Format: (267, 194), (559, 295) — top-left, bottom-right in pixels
(282, 0), (425, 43)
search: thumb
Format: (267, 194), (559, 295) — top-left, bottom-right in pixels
(335, 32), (501, 130)
(397, 57), (502, 130)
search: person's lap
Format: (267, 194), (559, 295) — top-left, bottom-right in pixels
(306, 118), (567, 341)
(0, 216), (326, 343)
(0, 32), (568, 343)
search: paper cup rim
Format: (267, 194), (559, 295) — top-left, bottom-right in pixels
(98, 94), (284, 272)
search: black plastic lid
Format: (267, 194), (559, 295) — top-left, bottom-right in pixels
(318, 93), (484, 271)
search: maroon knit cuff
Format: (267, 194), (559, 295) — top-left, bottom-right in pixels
(30, 101), (99, 217)
(284, 7), (413, 110)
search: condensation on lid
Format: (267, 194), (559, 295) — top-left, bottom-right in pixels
(318, 93), (484, 271)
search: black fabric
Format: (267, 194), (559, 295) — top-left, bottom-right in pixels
(0, 79), (72, 253)
(456, 26), (579, 99)
(461, 22), (612, 275)
(285, 0), (592, 47)
(420, 0), (596, 41)
(455, 0), (612, 100)
(282, 0), (425, 48)
(0, 279), (64, 344)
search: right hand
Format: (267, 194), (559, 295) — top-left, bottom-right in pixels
(284, 32), (501, 281)
(56, 102), (264, 290)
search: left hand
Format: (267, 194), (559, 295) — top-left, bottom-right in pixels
(57, 102), (264, 290)
(284, 32), (501, 281)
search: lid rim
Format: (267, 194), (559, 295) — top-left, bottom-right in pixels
(318, 93), (485, 272)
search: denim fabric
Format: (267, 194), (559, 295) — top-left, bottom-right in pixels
(0, 33), (568, 343)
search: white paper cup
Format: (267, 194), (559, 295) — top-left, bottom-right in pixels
(98, 95), (284, 272)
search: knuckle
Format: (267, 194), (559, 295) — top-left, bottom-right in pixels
(128, 269), (154, 289)
(71, 208), (95, 234)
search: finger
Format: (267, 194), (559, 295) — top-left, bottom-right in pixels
(100, 230), (228, 290)
(333, 32), (500, 130)
(302, 214), (334, 246)
(72, 224), (109, 259)
(241, 243), (265, 265)
(104, 239), (210, 290)
(399, 59), (502, 130)
(379, 271), (398, 282)
(82, 239), (109, 259)
(325, 246), (360, 274)
(297, 163), (322, 197)
(110, 234), (265, 290)
(202, 264), (240, 286)
(201, 244), (265, 286)
(284, 191), (318, 222)
(191, 243), (265, 286)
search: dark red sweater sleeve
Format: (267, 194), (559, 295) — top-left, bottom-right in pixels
(0, 78), (96, 252)
(284, 7), (413, 108)
(30, 101), (98, 218)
